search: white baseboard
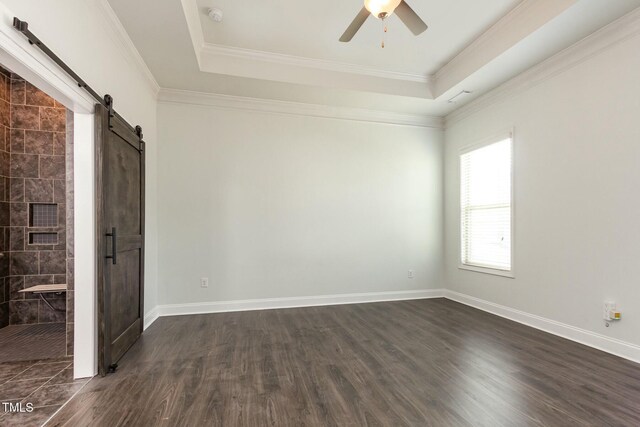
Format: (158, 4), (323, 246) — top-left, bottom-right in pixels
(444, 290), (640, 364)
(142, 288), (640, 364)
(147, 289), (444, 324)
(143, 307), (159, 330)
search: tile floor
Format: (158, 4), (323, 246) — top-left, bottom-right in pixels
(0, 357), (89, 426)
(0, 324), (66, 363)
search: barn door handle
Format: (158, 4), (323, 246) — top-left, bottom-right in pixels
(106, 227), (117, 265)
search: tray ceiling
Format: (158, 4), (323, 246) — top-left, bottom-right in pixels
(195, 0), (521, 76)
(107, 0), (640, 116)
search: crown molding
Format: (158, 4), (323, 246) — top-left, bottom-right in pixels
(179, 0), (432, 98)
(434, 0), (577, 97)
(180, 0), (205, 68)
(95, 0), (160, 98)
(445, 5), (640, 127)
(158, 88), (444, 129)
(200, 43), (430, 84)
(436, 0), (543, 82)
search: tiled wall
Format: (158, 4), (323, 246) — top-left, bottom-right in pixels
(65, 110), (74, 355)
(0, 67), (11, 328)
(7, 71), (68, 326)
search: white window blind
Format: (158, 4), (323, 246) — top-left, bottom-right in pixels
(460, 137), (512, 272)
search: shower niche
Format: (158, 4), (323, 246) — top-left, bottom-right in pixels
(28, 203), (61, 246)
(30, 203), (59, 228)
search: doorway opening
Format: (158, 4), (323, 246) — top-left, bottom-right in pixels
(0, 62), (79, 398)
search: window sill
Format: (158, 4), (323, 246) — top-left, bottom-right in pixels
(458, 264), (514, 278)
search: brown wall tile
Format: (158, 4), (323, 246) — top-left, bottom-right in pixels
(53, 180), (65, 203)
(54, 133), (65, 155)
(9, 300), (38, 324)
(39, 156), (65, 180)
(66, 322), (74, 355)
(3, 79), (9, 107)
(66, 290), (73, 322)
(0, 151), (9, 177)
(57, 204), (66, 228)
(39, 108), (65, 132)
(66, 216), (74, 258)
(0, 74), (7, 102)
(0, 228), (6, 252)
(9, 227), (25, 252)
(0, 125), (6, 152)
(0, 202), (8, 226)
(9, 276), (24, 300)
(25, 82), (55, 108)
(38, 297), (66, 323)
(4, 177), (10, 203)
(53, 229), (66, 252)
(11, 105), (39, 130)
(10, 178), (24, 202)
(10, 251), (39, 275)
(25, 179), (54, 202)
(9, 129), (25, 153)
(24, 130), (54, 155)
(39, 251), (66, 275)
(0, 255), (8, 278)
(0, 99), (9, 128)
(24, 275), (54, 287)
(10, 80), (25, 105)
(10, 153), (39, 178)
(10, 203), (27, 226)
(25, 240), (54, 252)
(66, 259), (74, 291)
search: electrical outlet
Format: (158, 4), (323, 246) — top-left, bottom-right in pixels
(408, 270), (414, 279)
(200, 278), (209, 288)
(603, 301), (616, 321)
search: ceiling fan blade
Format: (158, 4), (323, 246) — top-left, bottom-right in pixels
(395, 0), (428, 36)
(339, 7), (370, 42)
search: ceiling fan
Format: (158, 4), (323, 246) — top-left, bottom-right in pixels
(340, 0), (428, 42)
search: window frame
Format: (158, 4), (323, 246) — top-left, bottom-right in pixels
(458, 129), (515, 279)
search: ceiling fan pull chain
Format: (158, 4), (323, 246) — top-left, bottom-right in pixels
(381, 17), (387, 48)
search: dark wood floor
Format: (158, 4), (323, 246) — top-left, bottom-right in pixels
(47, 299), (640, 426)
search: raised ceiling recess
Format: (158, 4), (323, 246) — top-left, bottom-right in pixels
(106, 0), (640, 116)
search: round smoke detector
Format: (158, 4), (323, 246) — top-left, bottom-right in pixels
(208, 8), (223, 23)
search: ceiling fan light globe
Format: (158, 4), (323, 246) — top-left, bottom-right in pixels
(364, 0), (402, 19)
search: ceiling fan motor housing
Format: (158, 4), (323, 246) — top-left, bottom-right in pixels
(340, 0), (427, 43)
(364, 0), (403, 18)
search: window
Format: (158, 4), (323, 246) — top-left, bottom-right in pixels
(460, 135), (513, 275)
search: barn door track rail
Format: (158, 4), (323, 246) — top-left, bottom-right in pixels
(12, 17), (143, 139)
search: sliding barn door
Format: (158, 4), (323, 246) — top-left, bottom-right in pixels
(96, 102), (145, 376)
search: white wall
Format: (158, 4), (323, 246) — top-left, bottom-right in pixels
(444, 28), (640, 346)
(157, 103), (443, 305)
(0, 0), (159, 316)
